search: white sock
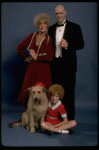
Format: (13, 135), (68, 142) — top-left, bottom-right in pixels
(59, 129), (69, 134)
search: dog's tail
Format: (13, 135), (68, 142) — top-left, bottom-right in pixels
(8, 118), (22, 128)
(9, 122), (22, 128)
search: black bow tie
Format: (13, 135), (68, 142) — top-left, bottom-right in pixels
(57, 20), (66, 27)
(57, 24), (64, 27)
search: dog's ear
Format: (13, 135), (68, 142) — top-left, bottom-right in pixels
(43, 87), (48, 93)
(25, 87), (32, 92)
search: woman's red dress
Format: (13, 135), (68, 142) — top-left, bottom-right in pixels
(16, 32), (54, 105)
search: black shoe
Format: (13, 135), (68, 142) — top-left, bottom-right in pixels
(45, 130), (54, 135)
(68, 129), (74, 134)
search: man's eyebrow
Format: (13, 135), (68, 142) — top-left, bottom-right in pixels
(55, 12), (63, 14)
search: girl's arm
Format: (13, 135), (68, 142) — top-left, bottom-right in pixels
(53, 117), (68, 128)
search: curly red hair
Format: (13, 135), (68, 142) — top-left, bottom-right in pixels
(48, 84), (65, 100)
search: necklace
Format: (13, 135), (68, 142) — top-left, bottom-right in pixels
(36, 33), (46, 46)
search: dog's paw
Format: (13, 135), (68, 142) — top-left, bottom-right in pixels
(30, 128), (35, 133)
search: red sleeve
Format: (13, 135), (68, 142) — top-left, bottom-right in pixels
(58, 104), (67, 115)
(16, 33), (33, 60)
(37, 37), (54, 62)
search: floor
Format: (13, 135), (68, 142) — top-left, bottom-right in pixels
(1, 99), (98, 147)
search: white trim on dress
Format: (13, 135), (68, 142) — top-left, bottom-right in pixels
(49, 100), (61, 110)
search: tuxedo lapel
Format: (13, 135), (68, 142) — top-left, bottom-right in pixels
(63, 20), (68, 40)
(62, 20), (69, 56)
(52, 23), (57, 52)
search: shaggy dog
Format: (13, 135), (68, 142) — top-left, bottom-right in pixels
(9, 83), (48, 133)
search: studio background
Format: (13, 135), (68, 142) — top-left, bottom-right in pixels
(1, 2), (98, 146)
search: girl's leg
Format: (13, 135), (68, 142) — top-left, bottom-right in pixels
(41, 122), (69, 133)
(58, 120), (76, 130)
(45, 122), (54, 127)
(41, 122), (60, 133)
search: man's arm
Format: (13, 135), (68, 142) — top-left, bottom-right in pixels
(67, 24), (84, 51)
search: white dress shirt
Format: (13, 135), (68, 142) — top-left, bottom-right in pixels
(55, 19), (66, 58)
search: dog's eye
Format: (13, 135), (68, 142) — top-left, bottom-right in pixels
(33, 91), (35, 94)
(38, 91), (41, 94)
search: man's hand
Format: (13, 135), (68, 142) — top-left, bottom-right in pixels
(25, 56), (33, 62)
(60, 39), (68, 49)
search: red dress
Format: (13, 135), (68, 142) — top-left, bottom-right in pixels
(16, 32), (54, 105)
(45, 100), (67, 125)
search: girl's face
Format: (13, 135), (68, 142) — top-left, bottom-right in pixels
(51, 93), (59, 104)
(38, 20), (48, 33)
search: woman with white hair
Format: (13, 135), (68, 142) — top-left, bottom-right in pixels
(16, 13), (54, 107)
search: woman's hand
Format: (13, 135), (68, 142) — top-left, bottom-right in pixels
(25, 56), (33, 62)
(30, 49), (37, 61)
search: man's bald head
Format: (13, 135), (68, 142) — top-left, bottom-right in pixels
(54, 5), (67, 24)
(55, 5), (66, 12)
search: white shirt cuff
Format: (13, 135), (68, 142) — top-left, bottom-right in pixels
(61, 113), (67, 118)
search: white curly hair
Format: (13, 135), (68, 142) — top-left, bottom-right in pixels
(33, 13), (51, 28)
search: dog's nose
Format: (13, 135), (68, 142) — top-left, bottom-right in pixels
(34, 98), (38, 102)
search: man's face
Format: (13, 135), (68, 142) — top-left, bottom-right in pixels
(55, 7), (66, 24)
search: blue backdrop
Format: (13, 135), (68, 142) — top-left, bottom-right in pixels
(1, 2), (98, 146)
(1, 2), (98, 110)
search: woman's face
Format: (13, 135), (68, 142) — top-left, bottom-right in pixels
(38, 20), (48, 33)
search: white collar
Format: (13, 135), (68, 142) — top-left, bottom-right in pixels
(49, 100), (61, 110)
(58, 19), (66, 26)
(61, 19), (66, 25)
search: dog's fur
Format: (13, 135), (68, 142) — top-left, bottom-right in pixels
(9, 85), (48, 133)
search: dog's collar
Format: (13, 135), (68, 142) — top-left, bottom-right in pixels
(49, 100), (61, 110)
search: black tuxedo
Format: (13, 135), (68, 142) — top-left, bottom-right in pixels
(48, 20), (84, 120)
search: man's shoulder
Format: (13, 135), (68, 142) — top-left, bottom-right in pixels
(67, 20), (80, 28)
(49, 20), (80, 29)
(49, 23), (57, 30)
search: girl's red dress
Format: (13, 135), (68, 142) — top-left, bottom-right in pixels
(16, 32), (54, 105)
(45, 100), (67, 125)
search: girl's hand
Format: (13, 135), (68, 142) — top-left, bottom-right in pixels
(53, 117), (69, 128)
(25, 56), (33, 62)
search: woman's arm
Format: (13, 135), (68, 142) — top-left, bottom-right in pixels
(16, 33), (33, 60)
(37, 37), (54, 62)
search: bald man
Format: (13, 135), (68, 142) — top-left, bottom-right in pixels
(48, 5), (84, 120)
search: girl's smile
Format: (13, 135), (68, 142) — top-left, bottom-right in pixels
(51, 94), (59, 105)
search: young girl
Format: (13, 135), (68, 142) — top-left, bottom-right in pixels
(41, 84), (76, 134)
